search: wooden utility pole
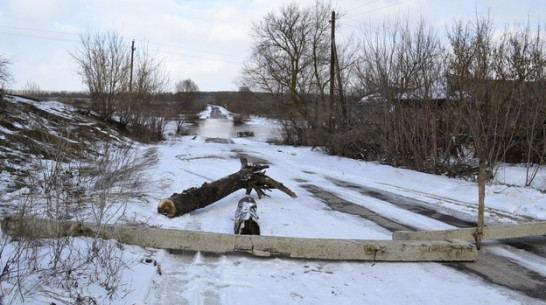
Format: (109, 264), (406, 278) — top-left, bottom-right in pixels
(475, 158), (486, 249)
(129, 39), (135, 93)
(329, 11), (336, 133)
(334, 43), (347, 125)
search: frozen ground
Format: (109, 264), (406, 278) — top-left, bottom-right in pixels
(1, 101), (545, 304)
(132, 106), (546, 305)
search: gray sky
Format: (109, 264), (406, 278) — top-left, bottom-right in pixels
(0, 0), (544, 92)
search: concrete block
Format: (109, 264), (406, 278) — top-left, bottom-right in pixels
(393, 222), (546, 242)
(1, 216), (477, 262)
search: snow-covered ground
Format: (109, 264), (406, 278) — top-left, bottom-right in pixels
(1, 102), (546, 304)
(131, 106), (546, 305)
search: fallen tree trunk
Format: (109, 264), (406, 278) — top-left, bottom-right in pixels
(158, 157), (297, 217)
(234, 196), (260, 235)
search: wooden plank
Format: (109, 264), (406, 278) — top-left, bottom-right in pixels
(393, 222), (546, 242)
(1, 216), (477, 262)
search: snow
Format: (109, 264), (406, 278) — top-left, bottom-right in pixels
(1, 101), (546, 304)
(144, 250), (534, 305)
(198, 104), (234, 120)
(121, 107), (546, 305)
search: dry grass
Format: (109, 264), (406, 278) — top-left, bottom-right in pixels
(0, 96), (158, 303)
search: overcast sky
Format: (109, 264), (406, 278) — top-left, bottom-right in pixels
(1, 0), (544, 92)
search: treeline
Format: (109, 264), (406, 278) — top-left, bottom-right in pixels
(344, 16), (546, 186)
(240, 2), (546, 186)
(31, 90), (275, 118)
(15, 2), (545, 185)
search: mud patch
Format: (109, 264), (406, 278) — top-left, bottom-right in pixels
(205, 137), (234, 144)
(175, 154), (228, 161)
(230, 149), (269, 165)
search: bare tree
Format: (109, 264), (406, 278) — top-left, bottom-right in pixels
(0, 54), (12, 94)
(22, 81), (44, 99)
(446, 15), (531, 248)
(118, 42), (170, 141)
(352, 14), (545, 248)
(71, 31), (169, 141)
(355, 17), (446, 171)
(175, 78), (199, 93)
(243, 2), (311, 100)
(494, 22), (546, 186)
(174, 78), (200, 113)
(241, 1), (338, 145)
(71, 31), (129, 120)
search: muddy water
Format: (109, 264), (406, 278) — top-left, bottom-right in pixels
(190, 119), (277, 139)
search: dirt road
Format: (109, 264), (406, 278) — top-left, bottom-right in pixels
(209, 106), (227, 119)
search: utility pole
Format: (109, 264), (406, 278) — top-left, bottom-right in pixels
(329, 11), (336, 133)
(334, 40), (347, 126)
(130, 39), (135, 93)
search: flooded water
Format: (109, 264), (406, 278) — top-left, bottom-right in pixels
(189, 118), (278, 140)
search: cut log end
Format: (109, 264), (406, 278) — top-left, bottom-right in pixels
(158, 198), (177, 218)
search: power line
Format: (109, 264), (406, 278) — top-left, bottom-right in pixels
(346, 0), (383, 13)
(0, 24), (245, 62)
(0, 25), (78, 36)
(0, 30), (76, 42)
(341, 22), (363, 31)
(0, 23), (79, 44)
(345, 0), (409, 19)
(158, 49), (242, 64)
(337, 0), (412, 38)
(339, 17), (366, 30)
(0, 28), (244, 66)
(150, 41), (243, 60)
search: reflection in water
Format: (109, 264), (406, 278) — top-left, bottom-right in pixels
(189, 119), (277, 139)
(195, 119), (234, 138)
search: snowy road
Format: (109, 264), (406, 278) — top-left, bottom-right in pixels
(127, 106), (546, 304)
(301, 177), (546, 300)
(139, 130), (546, 304)
(4, 98), (546, 304)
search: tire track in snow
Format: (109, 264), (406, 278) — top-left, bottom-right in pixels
(374, 181), (536, 223)
(298, 175), (546, 301)
(326, 177), (478, 228)
(300, 182), (413, 233)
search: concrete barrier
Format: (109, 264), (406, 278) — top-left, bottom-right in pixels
(1, 216), (477, 262)
(393, 222), (546, 242)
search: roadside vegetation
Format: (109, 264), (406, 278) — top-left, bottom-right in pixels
(239, 2), (546, 191)
(0, 53), (11, 97)
(0, 96), (158, 303)
(5, 1), (544, 207)
(1, 1), (546, 302)
(8, 2), (545, 186)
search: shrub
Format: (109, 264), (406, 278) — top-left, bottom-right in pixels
(326, 127), (380, 160)
(233, 113), (249, 126)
